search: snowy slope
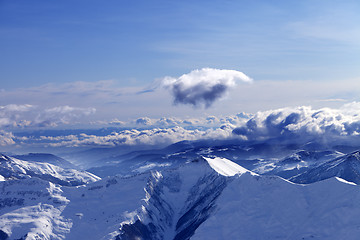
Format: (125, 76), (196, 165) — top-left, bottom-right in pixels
(192, 175), (360, 240)
(0, 154), (100, 186)
(0, 171), (149, 240)
(12, 153), (76, 169)
(61, 173), (151, 240)
(0, 178), (71, 240)
(203, 156), (256, 176)
(0, 153), (102, 239)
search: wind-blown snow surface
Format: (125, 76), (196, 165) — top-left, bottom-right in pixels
(2, 152), (360, 239)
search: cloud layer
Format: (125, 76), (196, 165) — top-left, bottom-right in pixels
(0, 114), (249, 149)
(0, 104), (96, 128)
(37, 126), (233, 147)
(3, 103), (360, 150)
(162, 68), (252, 108)
(0, 131), (15, 146)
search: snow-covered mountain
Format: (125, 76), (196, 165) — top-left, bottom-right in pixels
(115, 156), (360, 240)
(290, 150), (360, 184)
(0, 167), (146, 240)
(253, 150), (344, 178)
(116, 158), (233, 240)
(0, 178), (71, 240)
(86, 139), (350, 180)
(2, 146), (360, 239)
(0, 154), (100, 186)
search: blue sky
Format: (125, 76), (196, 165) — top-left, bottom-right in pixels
(0, 0), (360, 134)
(1, 0), (359, 88)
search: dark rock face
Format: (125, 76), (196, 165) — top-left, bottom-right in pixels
(116, 221), (157, 240)
(0, 230), (8, 240)
(174, 174), (227, 240)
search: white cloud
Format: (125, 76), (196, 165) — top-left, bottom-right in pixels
(162, 68), (252, 108)
(119, 115), (249, 128)
(156, 117), (183, 126)
(0, 104), (34, 113)
(232, 102), (360, 144)
(45, 106), (95, 115)
(0, 104), (36, 128)
(108, 119), (126, 126)
(206, 116), (219, 125)
(34, 106), (96, 127)
(0, 130), (15, 146)
(16, 125), (236, 148)
(0, 104), (96, 129)
(135, 117), (153, 126)
(5, 102), (360, 149)
(37, 127), (232, 147)
(1, 77), (360, 124)
(0, 80), (140, 122)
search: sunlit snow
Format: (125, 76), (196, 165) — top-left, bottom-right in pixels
(203, 156), (255, 176)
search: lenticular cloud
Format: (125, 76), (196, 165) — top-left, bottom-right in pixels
(162, 68), (252, 108)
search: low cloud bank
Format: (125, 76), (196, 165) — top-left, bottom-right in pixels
(42, 102), (360, 148)
(233, 102), (360, 143)
(162, 68), (252, 108)
(37, 126), (234, 147)
(3, 103), (360, 149)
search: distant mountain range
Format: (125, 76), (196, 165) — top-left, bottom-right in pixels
(290, 150), (360, 184)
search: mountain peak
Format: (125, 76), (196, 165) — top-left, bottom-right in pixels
(202, 156), (256, 177)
